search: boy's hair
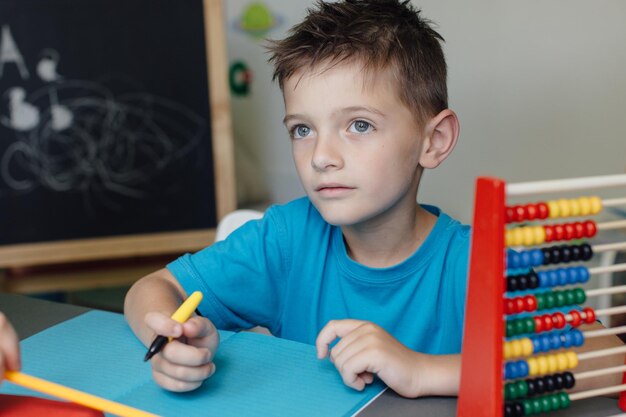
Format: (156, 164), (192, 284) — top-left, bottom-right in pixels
(267, 0), (448, 126)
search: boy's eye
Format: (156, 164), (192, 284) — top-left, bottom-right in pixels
(349, 120), (373, 133)
(291, 125), (311, 139)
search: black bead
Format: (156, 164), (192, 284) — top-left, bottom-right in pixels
(542, 248), (552, 265)
(534, 377), (545, 394)
(570, 245), (581, 261)
(553, 373), (564, 390)
(560, 245), (571, 263)
(528, 271), (539, 289)
(518, 275), (529, 291)
(563, 371), (576, 389)
(504, 403), (513, 417)
(508, 276), (519, 292)
(550, 247), (562, 264)
(544, 375), (555, 392)
(580, 243), (593, 261)
(526, 379), (536, 396)
(513, 402), (525, 417)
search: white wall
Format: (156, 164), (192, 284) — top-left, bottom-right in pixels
(226, 1), (626, 223)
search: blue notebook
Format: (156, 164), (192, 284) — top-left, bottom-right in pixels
(0, 311), (387, 416)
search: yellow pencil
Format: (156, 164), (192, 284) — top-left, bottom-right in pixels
(4, 370), (159, 417)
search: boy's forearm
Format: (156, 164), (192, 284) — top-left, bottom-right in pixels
(123, 268), (187, 346)
(413, 353), (461, 397)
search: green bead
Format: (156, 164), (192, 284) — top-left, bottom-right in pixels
(573, 288), (586, 304)
(558, 392), (571, 409)
(516, 380), (528, 398)
(564, 289), (576, 305)
(505, 383), (516, 400)
(554, 291), (566, 307)
(531, 398), (542, 414)
(540, 396), (551, 412)
(514, 319), (526, 336)
(535, 293), (545, 310)
(544, 293), (556, 309)
(522, 399), (534, 416)
(524, 317), (536, 334)
(550, 394), (560, 410)
(506, 320), (516, 337)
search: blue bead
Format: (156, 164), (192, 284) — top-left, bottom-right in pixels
(509, 252), (521, 270)
(518, 360), (529, 378)
(549, 333), (561, 350)
(538, 271), (550, 288)
(521, 251), (532, 269)
(572, 329), (584, 346)
(548, 270), (559, 287)
(505, 362), (516, 379)
(532, 336), (542, 352)
(530, 249), (544, 267)
(578, 267), (590, 283)
(540, 335), (551, 352)
(567, 267), (579, 284)
(558, 269), (569, 286)
(560, 331), (573, 348)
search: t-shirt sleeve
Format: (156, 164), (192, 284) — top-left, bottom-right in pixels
(167, 207), (290, 333)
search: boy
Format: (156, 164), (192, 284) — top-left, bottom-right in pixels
(0, 312), (21, 384)
(125, 0), (467, 397)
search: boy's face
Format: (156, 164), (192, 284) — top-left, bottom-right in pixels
(282, 61), (427, 227)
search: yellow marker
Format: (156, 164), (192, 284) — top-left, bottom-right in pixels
(4, 370), (158, 417)
(144, 291), (203, 361)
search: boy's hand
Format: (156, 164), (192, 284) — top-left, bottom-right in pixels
(0, 312), (21, 383)
(144, 312), (219, 392)
(316, 319), (423, 397)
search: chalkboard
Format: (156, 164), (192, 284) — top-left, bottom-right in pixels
(0, 0), (235, 267)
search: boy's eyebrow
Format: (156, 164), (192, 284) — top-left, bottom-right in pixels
(283, 106), (385, 125)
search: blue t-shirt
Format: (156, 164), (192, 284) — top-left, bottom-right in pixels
(168, 197), (470, 355)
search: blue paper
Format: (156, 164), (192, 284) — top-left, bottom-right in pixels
(1, 311), (386, 416)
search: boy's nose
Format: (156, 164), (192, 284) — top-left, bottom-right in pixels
(311, 134), (343, 171)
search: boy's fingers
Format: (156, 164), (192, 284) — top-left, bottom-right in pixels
(316, 319), (364, 359)
(144, 312), (183, 338)
(161, 340), (213, 367)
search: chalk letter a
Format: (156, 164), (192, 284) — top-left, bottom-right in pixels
(0, 25), (29, 80)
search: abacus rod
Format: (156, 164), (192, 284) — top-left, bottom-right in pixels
(506, 174), (626, 196)
(577, 345), (626, 361)
(594, 305), (626, 317)
(589, 263), (626, 275)
(604, 197), (626, 207)
(593, 242), (626, 253)
(569, 383), (626, 401)
(584, 325), (626, 339)
(575, 364), (626, 380)
(586, 285), (626, 297)
(597, 220), (626, 231)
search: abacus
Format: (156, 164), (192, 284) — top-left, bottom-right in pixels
(458, 174), (626, 417)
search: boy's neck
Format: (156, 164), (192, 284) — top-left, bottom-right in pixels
(341, 204), (437, 268)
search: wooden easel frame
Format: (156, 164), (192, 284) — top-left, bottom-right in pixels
(0, 0), (236, 269)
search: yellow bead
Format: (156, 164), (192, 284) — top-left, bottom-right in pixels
(548, 200), (560, 218)
(569, 198), (581, 216)
(513, 228), (525, 246)
(523, 227), (535, 246)
(504, 342), (512, 360)
(511, 340), (522, 358)
(557, 353), (568, 371)
(527, 357), (538, 376)
(521, 338), (534, 356)
(533, 226), (546, 245)
(590, 196), (602, 214)
(537, 356), (549, 375)
(506, 229), (514, 247)
(547, 354), (558, 373)
(557, 199), (571, 218)
(578, 197), (591, 216)
(566, 351), (579, 369)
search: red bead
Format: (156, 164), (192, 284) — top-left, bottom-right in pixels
(505, 207), (515, 223)
(552, 312), (566, 329)
(584, 221), (597, 238)
(554, 225), (565, 241)
(537, 202), (549, 219)
(573, 222), (585, 239)
(583, 307), (596, 324)
(524, 295), (537, 312)
(534, 316), (544, 333)
(569, 310), (582, 327)
(514, 205), (526, 222)
(544, 225), (555, 242)
(515, 297), (525, 314)
(505, 298), (515, 315)
(526, 204), (538, 221)
(564, 223), (576, 240)
(542, 315), (553, 332)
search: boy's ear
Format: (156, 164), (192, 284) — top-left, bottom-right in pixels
(419, 109), (460, 169)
